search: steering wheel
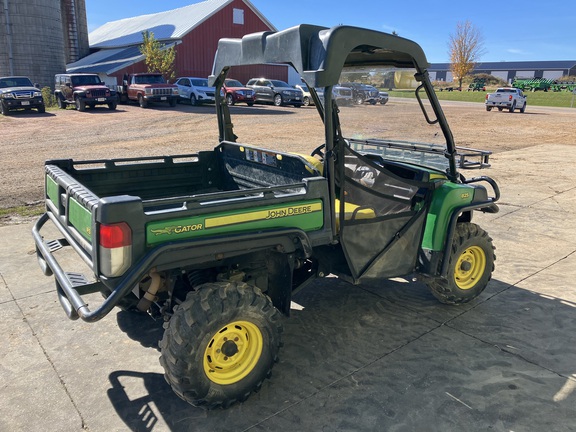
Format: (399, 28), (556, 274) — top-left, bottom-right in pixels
(352, 165), (378, 187)
(311, 143), (325, 159)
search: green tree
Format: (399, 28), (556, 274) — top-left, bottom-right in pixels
(448, 21), (485, 90)
(139, 31), (176, 81)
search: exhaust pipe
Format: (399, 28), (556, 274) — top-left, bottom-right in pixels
(137, 269), (162, 312)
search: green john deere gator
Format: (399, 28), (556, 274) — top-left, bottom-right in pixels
(33, 24), (500, 408)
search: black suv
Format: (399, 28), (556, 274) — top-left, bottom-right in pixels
(340, 82), (379, 105)
(54, 73), (117, 111)
(0, 76), (45, 115)
(245, 78), (303, 107)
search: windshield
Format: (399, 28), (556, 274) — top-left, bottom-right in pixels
(192, 78), (210, 87)
(327, 65), (449, 173)
(225, 79), (244, 87)
(0, 77), (34, 88)
(220, 65), (450, 175)
(135, 75), (165, 84)
(270, 80), (291, 88)
(71, 75), (103, 86)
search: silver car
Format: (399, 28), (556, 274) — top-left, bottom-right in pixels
(316, 85), (354, 107)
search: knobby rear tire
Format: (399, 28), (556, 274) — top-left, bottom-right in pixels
(159, 281), (283, 409)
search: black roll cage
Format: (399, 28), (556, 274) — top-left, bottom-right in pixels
(208, 24), (459, 238)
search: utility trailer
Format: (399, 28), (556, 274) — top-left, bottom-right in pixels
(512, 77), (553, 92)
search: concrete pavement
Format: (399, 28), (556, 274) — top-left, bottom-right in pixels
(1, 144), (575, 431)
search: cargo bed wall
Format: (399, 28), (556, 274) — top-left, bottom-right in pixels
(49, 152), (221, 201)
(48, 142), (322, 206)
(218, 141), (322, 191)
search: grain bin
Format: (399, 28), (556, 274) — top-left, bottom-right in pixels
(0, 0), (89, 89)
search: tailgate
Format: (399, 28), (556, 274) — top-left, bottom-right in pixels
(41, 162), (143, 277)
(44, 163), (99, 262)
(33, 163), (145, 322)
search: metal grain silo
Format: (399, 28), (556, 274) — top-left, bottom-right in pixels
(0, 0), (89, 89)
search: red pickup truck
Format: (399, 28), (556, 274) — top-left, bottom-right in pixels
(118, 73), (179, 108)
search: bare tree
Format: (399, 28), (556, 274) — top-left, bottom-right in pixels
(448, 21), (485, 90)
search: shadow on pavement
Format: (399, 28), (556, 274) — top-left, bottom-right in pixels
(116, 309), (163, 350)
(107, 277), (576, 431)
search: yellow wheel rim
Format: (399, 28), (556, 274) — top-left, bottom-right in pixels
(454, 245), (486, 290)
(203, 320), (263, 385)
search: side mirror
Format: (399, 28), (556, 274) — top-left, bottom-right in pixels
(34, 83), (40, 88)
(66, 82), (71, 88)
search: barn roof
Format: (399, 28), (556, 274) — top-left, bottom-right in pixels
(88, 0), (275, 49)
(66, 44), (179, 74)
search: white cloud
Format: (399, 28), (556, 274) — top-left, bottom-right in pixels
(507, 48), (531, 56)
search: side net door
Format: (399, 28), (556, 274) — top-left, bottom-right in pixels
(338, 144), (431, 281)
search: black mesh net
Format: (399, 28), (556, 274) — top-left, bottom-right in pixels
(338, 144), (430, 280)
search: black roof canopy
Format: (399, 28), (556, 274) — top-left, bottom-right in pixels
(209, 24), (431, 87)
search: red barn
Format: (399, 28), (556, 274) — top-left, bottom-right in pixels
(67, 0), (288, 86)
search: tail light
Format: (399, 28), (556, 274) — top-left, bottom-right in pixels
(99, 222), (132, 277)
(509, 95), (513, 101)
(485, 94), (488, 100)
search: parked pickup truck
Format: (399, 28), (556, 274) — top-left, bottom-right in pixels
(485, 87), (527, 113)
(33, 24), (500, 409)
(117, 73), (179, 108)
(0, 76), (45, 115)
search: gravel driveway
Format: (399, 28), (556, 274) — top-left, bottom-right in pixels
(1, 99), (575, 211)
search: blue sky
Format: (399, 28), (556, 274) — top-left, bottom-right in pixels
(85, 0), (576, 63)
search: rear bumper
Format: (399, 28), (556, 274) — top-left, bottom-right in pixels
(33, 213), (114, 322)
(486, 101), (512, 108)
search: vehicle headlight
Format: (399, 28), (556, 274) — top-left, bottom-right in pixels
(145, 88), (153, 95)
(282, 90), (292, 96)
(172, 89), (179, 95)
(34, 91), (42, 97)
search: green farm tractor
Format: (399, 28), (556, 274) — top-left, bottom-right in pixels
(468, 77), (486, 91)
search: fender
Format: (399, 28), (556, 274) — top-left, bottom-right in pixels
(420, 176), (499, 276)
